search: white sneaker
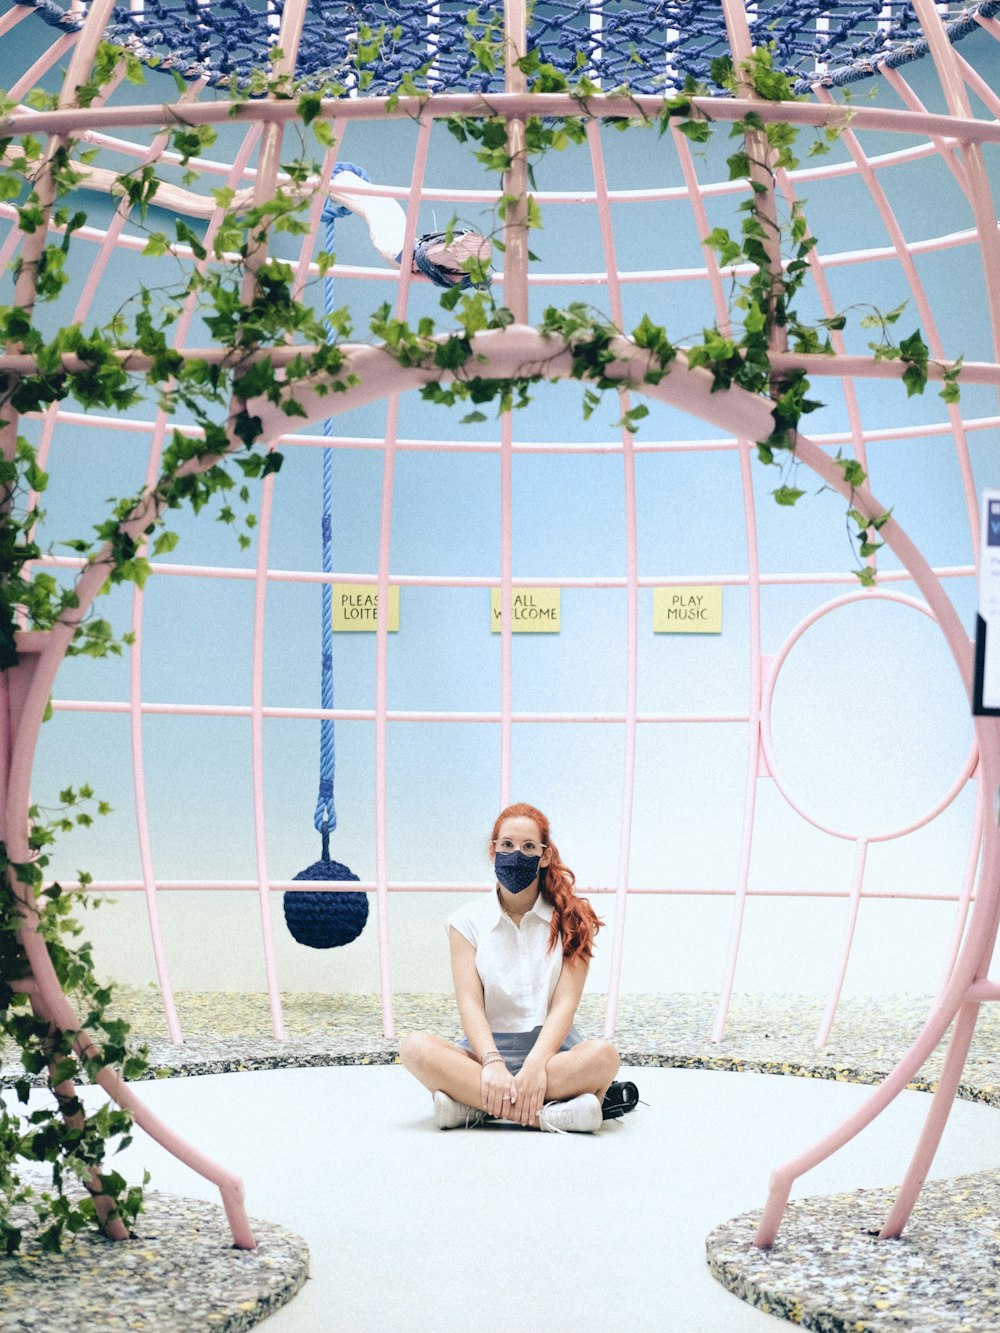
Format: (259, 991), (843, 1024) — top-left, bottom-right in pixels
(538, 1093), (603, 1134)
(433, 1091), (488, 1130)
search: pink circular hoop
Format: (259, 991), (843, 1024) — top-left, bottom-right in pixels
(760, 588), (978, 843)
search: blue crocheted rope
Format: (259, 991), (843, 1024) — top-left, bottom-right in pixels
(313, 162), (371, 849)
(16, 1), (1000, 96)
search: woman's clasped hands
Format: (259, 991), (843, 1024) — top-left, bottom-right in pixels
(480, 1056), (517, 1120)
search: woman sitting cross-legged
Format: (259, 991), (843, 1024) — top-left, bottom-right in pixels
(400, 802), (621, 1133)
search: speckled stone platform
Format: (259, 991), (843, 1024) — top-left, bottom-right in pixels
(707, 1172), (1000, 1332)
(5, 991), (1000, 1332)
(0, 1172), (308, 1333)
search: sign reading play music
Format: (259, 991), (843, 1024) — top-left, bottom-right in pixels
(653, 586), (723, 634)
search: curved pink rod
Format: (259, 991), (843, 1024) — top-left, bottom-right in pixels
(7, 33), (78, 101)
(3, 332), (977, 846)
(814, 86), (980, 550)
(753, 435), (1000, 1247)
(586, 119), (637, 1039)
(13, 918), (254, 1247)
(26, 80), (212, 1049)
(712, 439), (763, 1044)
(0, 4), (32, 37)
(910, 0), (1000, 365)
(955, 48), (1000, 120)
(372, 117), (434, 1038)
(21, 115), (966, 198)
(672, 130), (731, 332)
(499, 410), (513, 809)
(880, 998), (983, 1238)
(880, 65), (971, 201)
(758, 589), (978, 843)
(1, 200), (987, 285)
(815, 838), (868, 1048)
(935, 776), (985, 999)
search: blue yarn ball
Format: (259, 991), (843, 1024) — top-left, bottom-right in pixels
(322, 162), (372, 222)
(284, 859), (369, 948)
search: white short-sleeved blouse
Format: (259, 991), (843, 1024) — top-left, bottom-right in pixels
(447, 890), (563, 1033)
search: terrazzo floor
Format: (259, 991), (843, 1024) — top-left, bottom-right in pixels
(5, 991), (1000, 1331)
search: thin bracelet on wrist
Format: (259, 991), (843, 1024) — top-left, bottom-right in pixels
(480, 1050), (505, 1066)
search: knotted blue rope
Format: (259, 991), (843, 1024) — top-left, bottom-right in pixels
(18, 1), (1000, 96)
(313, 163), (372, 851)
(283, 164), (371, 948)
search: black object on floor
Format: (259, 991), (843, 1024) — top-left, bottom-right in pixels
(602, 1080), (640, 1120)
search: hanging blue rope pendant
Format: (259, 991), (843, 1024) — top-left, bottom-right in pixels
(284, 168), (373, 950)
(285, 827), (369, 949)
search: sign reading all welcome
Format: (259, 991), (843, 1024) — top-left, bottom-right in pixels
(490, 588), (561, 632)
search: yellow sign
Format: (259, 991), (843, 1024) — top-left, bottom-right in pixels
(653, 586), (722, 634)
(490, 588), (561, 633)
(332, 584), (400, 632)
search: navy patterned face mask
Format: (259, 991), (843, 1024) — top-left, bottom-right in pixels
(494, 850), (541, 894)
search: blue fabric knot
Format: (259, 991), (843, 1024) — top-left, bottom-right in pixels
(321, 161), (372, 221)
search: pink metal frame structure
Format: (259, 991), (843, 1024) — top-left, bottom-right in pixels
(1, 0), (1000, 1251)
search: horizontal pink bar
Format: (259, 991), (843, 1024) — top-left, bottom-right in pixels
(38, 555), (974, 588)
(1, 197), (981, 287)
(9, 92), (1000, 149)
(70, 122), (953, 197)
(29, 409), (1000, 453)
(50, 700), (750, 724)
(62, 879), (973, 903)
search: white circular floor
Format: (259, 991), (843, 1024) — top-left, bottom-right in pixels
(68, 1064), (1000, 1332)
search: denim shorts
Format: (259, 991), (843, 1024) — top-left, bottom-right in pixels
(457, 1025), (582, 1075)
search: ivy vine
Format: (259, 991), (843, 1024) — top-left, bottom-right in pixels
(0, 18), (965, 1251)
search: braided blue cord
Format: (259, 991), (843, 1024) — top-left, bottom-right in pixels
(314, 199), (338, 843)
(18, 1), (1000, 96)
(313, 164), (372, 845)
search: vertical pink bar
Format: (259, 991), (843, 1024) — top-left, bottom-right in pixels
(130, 123), (264, 1041)
(373, 117), (434, 1038)
(250, 457), (286, 1040)
(499, 410), (513, 808)
(674, 129), (766, 1043)
(584, 121), (636, 1039)
(502, 0), (529, 324)
(237, 0), (309, 1040)
(712, 438), (763, 1042)
(816, 838), (868, 1047)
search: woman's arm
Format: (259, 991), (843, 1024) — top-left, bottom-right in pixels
(449, 927), (517, 1118)
(509, 953), (589, 1125)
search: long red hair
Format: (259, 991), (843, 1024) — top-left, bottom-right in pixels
(489, 803), (602, 966)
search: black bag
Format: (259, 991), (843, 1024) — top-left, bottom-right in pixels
(601, 1080), (640, 1120)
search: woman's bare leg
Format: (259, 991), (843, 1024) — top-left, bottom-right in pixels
(400, 1033), (621, 1124)
(400, 1032), (521, 1122)
(543, 1040), (620, 1103)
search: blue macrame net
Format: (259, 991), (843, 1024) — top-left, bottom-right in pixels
(13, 1), (1000, 94)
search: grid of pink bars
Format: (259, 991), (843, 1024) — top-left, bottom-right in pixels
(3, 0), (1000, 1251)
